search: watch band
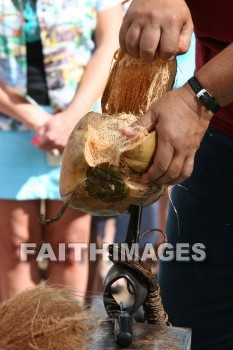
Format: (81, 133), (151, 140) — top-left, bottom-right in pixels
(188, 76), (221, 114)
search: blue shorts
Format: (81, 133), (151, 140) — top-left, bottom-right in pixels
(0, 110), (61, 200)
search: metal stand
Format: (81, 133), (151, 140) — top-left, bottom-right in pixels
(103, 205), (149, 347)
(101, 205), (192, 349)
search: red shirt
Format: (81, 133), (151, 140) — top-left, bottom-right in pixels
(186, 0), (233, 136)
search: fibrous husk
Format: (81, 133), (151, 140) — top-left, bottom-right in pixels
(59, 49), (176, 216)
(102, 49), (177, 116)
(0, 284), (100, 350)
(59, 112), (167, 215)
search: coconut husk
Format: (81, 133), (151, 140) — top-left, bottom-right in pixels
(101, 49), (177, 116)
(40, 49), (177, 222)
(59, 112), (167, 216)
(0, 284), (100, 350)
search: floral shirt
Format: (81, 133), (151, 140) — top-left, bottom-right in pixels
(0, 0), (122, 130)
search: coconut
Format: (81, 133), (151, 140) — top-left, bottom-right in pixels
(0, 284), (99, 350)
(58, 50), (177, 216)
(60, 112), (168, 215)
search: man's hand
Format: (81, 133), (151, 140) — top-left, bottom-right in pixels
(119, 0), (193, 61)
(122, 86), (212, 185)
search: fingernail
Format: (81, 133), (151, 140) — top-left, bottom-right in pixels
(122, 126), (135, 136)
(168, 55), (175, 61)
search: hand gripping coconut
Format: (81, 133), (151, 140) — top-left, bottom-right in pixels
(59, 50), (177, 216)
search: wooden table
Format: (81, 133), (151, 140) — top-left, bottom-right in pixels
(90, 321), (191, 349)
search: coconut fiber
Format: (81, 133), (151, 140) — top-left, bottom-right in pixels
(0, 284), (99, 350)
(102, 49), (176, 116)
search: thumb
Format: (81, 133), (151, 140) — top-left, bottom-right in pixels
(121, 109), (156, 137)
(176, 22), (193, 55)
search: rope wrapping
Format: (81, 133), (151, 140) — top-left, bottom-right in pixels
(108, 244), (171, 325)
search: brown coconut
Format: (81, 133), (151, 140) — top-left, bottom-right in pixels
(59, 50), (177, 216)
(0, 284), (100, 350)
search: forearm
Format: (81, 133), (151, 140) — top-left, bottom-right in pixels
(64, 5), (123, 123)
(65, 44), (116, 121)
(36, 45), (120, 151)
(67, 45), (113, 117)
(0, 81), (41, 130)
(186, 42), (233, 108)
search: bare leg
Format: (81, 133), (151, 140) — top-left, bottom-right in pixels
(0, 200), (42, 300)
(98, 217), (116, 281)
(86, 217), (116, 304)
(44, 200), (91, 302)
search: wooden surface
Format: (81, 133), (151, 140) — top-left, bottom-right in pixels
(90, 321), (191, 350)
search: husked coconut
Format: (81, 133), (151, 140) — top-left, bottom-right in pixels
(59, 112), (167, 215)
(58, 50), (177, 217)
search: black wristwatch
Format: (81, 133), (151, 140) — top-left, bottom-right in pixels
(188, 76), (221, 114)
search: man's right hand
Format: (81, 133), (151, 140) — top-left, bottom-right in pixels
(119, 0), (193, 62)
(122, 85), (212, 185)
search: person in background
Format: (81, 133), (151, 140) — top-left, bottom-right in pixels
(119, 0), (233, 349)
(0, 0), (123, 301)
